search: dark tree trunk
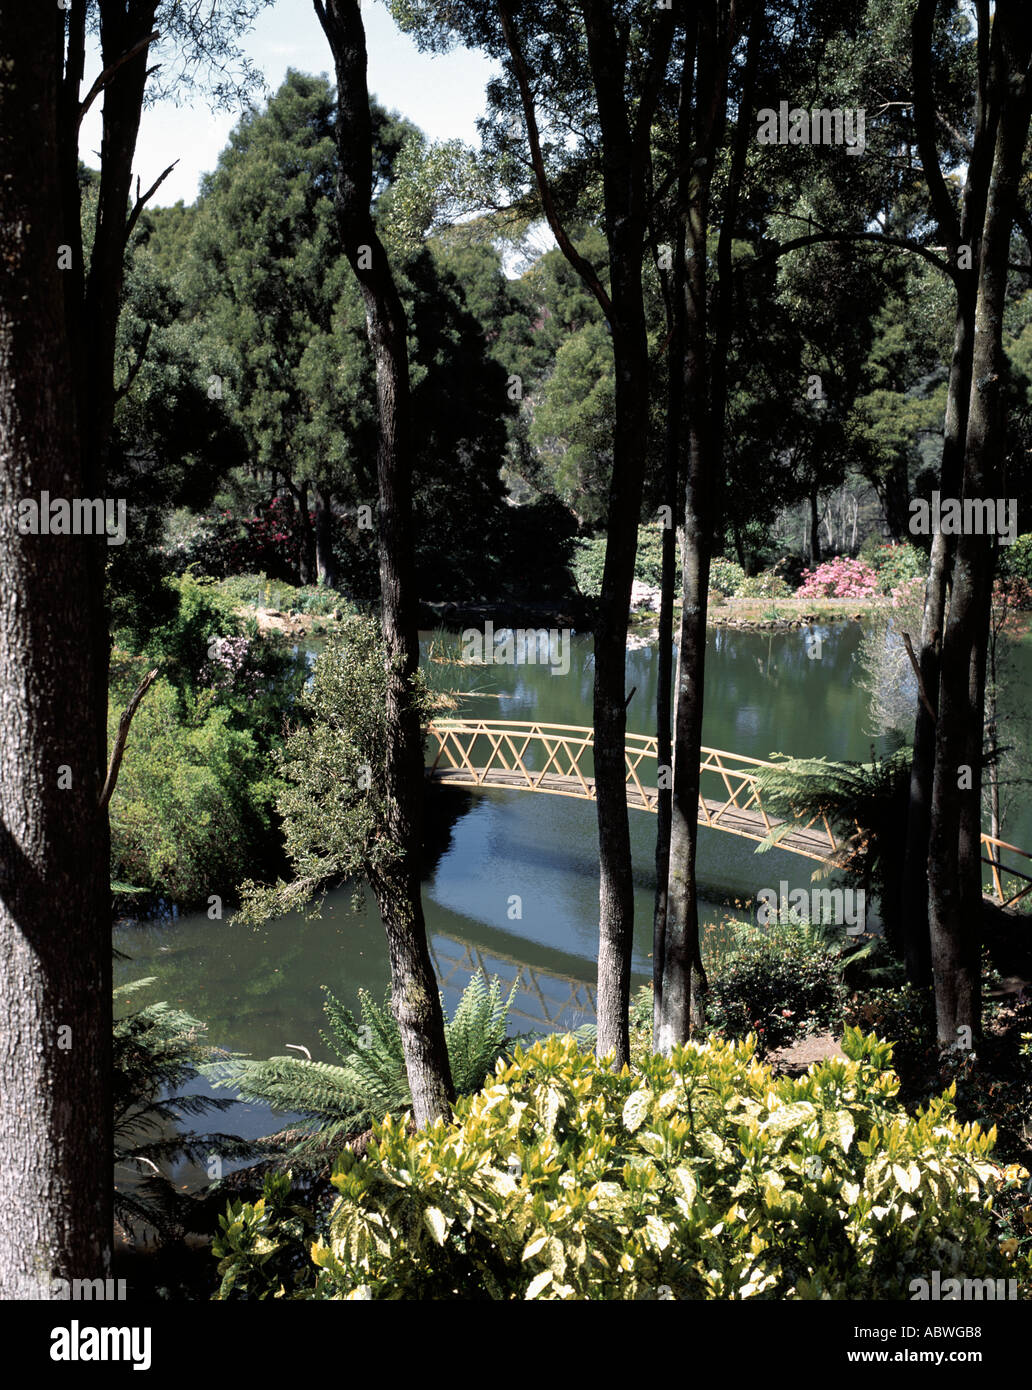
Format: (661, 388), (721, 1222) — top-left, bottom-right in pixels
(660, 0), (754, 1049)
(927, 3), (1032, 1045)
(315, 0), (453, 1126)
(285, 479), (316, 585)
(578, 4), (674, 1067)
(0, 1), (110, 1293)
(492, 3), (674, 1065)
(901, 297), (972, 985)
(315, 487), (337, 588)
(808, 489), (821, 568)
(904, 0), (997, 989)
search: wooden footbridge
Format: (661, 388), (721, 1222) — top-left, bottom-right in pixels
(426, 718), (1032, 905)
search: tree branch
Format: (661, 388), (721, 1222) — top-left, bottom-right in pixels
(113, 322), (152, 405)
(737, 228), (956, 282)
(902, 633), (936, 721)
(912, 0), (961, 249)
(99, 669), (160, 811)
(496, 0), (613, 320)
(124, 160), (179, 245)
(78, 30), (160, 131)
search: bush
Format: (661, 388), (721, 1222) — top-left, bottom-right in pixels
(211, 1029), (1020, 1300)
(796, 556), (879, 600)
(1001, 533), (1032, 584)
(736, 568), (791, 599)
(108, 676), (282, 906)
(705, 921), (845, 1054)
(710, 557), (746, 597)
(864, 542), (929, 595)
(572, 525), (675, 599)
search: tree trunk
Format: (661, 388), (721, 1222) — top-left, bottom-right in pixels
(293, 480), (316, 585)
(580, 5), (672, 1068)
(901, 298), (972, 985)
(902, 0), (996, 988)
(927, 6), (1032, 1045)
(315, 487), (337, 588)
(659, 0), (754, 1050)
(0, 2), (110, 1293)
(315, 0), (453, 1126)
(808, 489), (821, 567)
(653, 220), (685, 1038)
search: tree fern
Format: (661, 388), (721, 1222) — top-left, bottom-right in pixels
(202, 973), (520, 1161)
(753, 750), (910, 948)
(113, 979), (258, 1239)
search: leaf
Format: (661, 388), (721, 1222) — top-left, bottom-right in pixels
(622, 1089), (652, 1133)
(671, 1166), (698, 1206)
(424, 1206), (448, 1246)
(892, 1163), (919, 1195)
(760, 1101), (816, 1136)
(522, 1233), (548, 1262)
(823, 1107), (855, 1153)
(525, 1269), (554, 1299)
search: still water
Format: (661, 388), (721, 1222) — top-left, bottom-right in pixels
(112, 623), (1032, 1148)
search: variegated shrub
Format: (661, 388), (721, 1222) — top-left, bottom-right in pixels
(214, 1027), (1026, 1301)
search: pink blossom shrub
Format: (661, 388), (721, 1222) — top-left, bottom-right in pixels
(796, 556), (879, 599)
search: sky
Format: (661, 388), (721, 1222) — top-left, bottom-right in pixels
(79, 0), (501, 208)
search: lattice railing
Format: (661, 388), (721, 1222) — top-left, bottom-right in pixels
(427, 719), (1032, 888)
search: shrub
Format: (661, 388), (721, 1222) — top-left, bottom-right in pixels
(705, 921), (845, 1054)
(736, 568), (791, 599)
(1000, 533), (1032, 584)
(865, 542), (929, 595)
(571, 535), (606, 597)
(108, 676), (282, 906)
(796, 556), (879, 600)
(710, 557), (746, 597)
(572, 525), (676, 598)
(212, 1029), (1020, 1301)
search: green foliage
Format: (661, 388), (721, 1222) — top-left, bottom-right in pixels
(1001, 533), (1032, 584)
(529, 321), (614, 528)
(113, 979), (254, 1240)
(571, 526), (672, 599)
(204, 974), (518, 1157)
(735, 569), (792, 599)
(236, 615), (432, 923)
(754, 751), (911, 953)
(212, 1171), (321, 1301)
(108, 674), (282, 906)
(709, 557), (746, 597)
(861, 540), (929, 595)
(211, 1030), (1021, 1300)
(705, 920), (846, 1054)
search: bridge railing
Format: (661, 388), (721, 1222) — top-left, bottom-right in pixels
(427, 719), (1032, 890)
(426, 718), (842, 857)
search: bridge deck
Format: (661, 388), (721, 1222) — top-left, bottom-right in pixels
(429, 766), (836, 862)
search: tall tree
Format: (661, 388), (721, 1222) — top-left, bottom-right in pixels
(314, 0), (454, 1127)
(390, 0), (674, 1067)
(0, 0), (271, 1291)
(0, 1), (111, 1296)
(926, 0), (1032, 1044)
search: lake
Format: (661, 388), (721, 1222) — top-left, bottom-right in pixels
(112, 621), (1032, 1157)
